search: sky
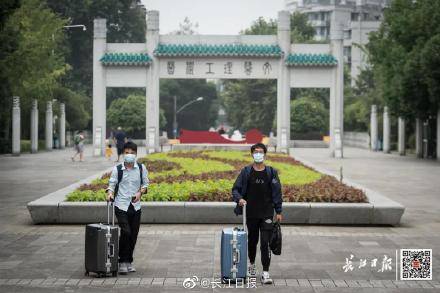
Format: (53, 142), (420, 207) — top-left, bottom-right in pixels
(142, 0), (285, 35)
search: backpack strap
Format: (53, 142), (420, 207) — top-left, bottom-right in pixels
(137, 162), (143, 186)
(114, 164), (123, 197)
(265, 166), (274, 181)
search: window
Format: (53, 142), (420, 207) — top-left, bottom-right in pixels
(351, 12), (359, 21)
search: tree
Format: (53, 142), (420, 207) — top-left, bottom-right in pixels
(2, 0), (68, 108)
(291, 97), (328, 138)
(160, 79), (219, 136)
(46, 0), (147, 96)
(221, 79), (276, 134)
(0, 0), (69, 147)
(107, 95), (166, 138)
(367, 0), (440, 119)
(171, 17), (199, 35)
(241, 12), (315, 42)
(0, 0), (20, 146)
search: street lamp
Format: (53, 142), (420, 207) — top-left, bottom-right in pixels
(173, 96), (204, 139)
(63, 25), (87, 31)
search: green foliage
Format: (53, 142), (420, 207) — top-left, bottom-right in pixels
(367, 0), (440, 119)
(46, 0), (146, 97)
(241, 12), (315, 43)
(290, 97), (328, 136)
(2, 0), (68, 106)
(143, 179), (232, 202)
(221, 79), (276, 134)
(65, 151), (367, 203)
(107, 95), (167, 137)
(160, 79), (219, 136)
(68, 189), (107, 202)
(344, 66), (382, 131)
(290, 12), (316, 42)
(54, 86), (91, 130)
(146, 152), (235, 179)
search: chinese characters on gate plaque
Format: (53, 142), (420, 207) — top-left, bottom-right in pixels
(166, 60), (273, 76)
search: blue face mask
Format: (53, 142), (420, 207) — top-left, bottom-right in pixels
(253, 152), (264, 163)
(124, 153), (136, 164)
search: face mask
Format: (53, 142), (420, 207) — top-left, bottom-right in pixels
(124, 153), (136, 164)
(253, 153), (264, 163)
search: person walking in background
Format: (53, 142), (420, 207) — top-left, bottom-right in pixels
(232, 143), (283, 285)
(71, 131), (85, 162)
(113, 126), (127, 162)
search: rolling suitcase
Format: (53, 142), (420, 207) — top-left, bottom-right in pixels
(85, 201), (119, 277)
(221, 203), (248, 283)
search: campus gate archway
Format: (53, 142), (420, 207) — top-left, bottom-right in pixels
(93, 10), (344, 157)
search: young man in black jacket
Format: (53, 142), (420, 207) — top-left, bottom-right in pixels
(232, 143), (283, 284)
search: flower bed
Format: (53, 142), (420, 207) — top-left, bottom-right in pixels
(67, 151), (367, 203)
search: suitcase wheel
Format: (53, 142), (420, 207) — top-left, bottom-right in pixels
(84, 271), (89, 277)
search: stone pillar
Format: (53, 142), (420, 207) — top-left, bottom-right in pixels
(329, 9), (344, 158)
(146, 11), (160, 153)
(370, 105), (378, 151)
(12, 96), (20, 156)
(31, 99), (38, 153)
(59, 103), (66, 149)
(415, 118), (423, 158)
(383, 106), (390, 153)
(45, 101), (53, 151)
(93, 18), (107, 156)
(398, 117), (405, 156)
(437, 109), (440, 161)
(276, 10), (291, 153)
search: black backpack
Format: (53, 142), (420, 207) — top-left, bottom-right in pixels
(114, 163), (143, 197)
(270, 221), (282, 255)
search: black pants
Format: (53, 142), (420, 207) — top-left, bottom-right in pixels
(115, 204), (141, 263)
(246, 217), (273, 271)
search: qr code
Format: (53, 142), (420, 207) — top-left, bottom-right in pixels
(400, 249), (432, 280)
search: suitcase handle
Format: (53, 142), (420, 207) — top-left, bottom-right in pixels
(233, 249), (240, 264)
(107, 200), (115, 226)
(107, 243), (115, 257)
(242, 203), (246, 233)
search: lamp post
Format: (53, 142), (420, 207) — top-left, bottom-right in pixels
(173, 96), (203, 139)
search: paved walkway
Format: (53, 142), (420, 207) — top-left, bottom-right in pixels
(0, 146), (439, 292)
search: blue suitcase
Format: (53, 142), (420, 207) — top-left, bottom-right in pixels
(221, 204), (247, 283)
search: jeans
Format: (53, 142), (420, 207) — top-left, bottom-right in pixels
(246, 217), (273, 271)
(115, 204), (141, 263)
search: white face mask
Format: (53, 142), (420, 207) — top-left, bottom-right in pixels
(124, 153), (136, 164)
(253, 152), (264, 163)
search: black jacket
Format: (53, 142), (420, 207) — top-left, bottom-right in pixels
(232, 165), (283, 215)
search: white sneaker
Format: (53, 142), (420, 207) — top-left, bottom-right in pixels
(127, 263), (136, 272)
(248, 263), (257, 277)
(260, 271), (273, 284)
(119, 262), (128, 274)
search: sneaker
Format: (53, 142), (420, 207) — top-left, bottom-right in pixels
(260, 271), (273, 285)
(119, 262), (128, 274)
(248, 263), (257, 277)
(127, 263), (136, 272)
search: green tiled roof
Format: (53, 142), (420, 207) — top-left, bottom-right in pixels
(285, 53), (337, 66)
(100, 52), (152, 66)
(154, 43), (283, 57)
